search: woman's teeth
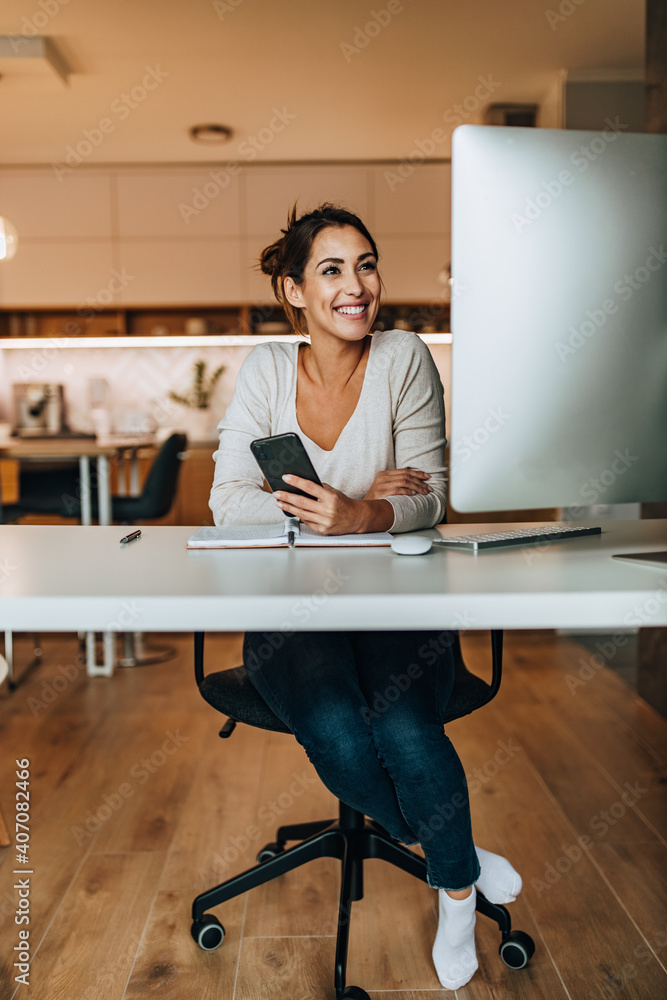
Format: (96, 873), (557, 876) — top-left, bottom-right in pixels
(335, 304), (367, 315)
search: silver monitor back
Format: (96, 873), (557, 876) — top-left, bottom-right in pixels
(449, 124), (667, 512)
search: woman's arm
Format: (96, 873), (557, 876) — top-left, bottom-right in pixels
(384, 334), (447, 532)
(209, 347), (284, 526)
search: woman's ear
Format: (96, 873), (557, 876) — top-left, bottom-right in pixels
(283, 275), (304, 308)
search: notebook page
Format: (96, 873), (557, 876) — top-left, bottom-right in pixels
(296, 526), (392, 546)
(187, 524), (287, 548)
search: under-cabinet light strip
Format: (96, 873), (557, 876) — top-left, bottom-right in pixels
(0, 333), (452, 349)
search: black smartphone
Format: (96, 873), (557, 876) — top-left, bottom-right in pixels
(250, 433), (322, 504)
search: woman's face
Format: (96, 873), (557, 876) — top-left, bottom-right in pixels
(285, 225), (381, 344)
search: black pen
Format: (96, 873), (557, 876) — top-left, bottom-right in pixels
(120, 529), (142, 544)
(285, 517), (299, 548)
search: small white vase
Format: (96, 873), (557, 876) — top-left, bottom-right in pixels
(187, 408), (218, 443)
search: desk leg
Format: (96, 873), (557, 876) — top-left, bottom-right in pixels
(116, 452), (127, 496)
(3, 631), (13, 685)
(82, 455), (113, 671)
(97, 455), (112, 526)
(86, 631), (115, 678)
(130, 448), (140, 496)
(79, 456), (91, 526)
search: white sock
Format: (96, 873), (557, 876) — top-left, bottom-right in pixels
(432, 886), (478, 990)
(474, 846), (522, 904)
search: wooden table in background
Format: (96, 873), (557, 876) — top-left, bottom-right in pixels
(0, 434), (156, 525)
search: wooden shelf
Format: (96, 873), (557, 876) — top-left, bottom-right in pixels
(0, 301), (450, 342)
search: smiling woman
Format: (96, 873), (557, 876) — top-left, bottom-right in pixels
(208, 203), (523, 992)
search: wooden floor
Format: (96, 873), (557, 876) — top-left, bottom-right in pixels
(0, 630), (665, 1000)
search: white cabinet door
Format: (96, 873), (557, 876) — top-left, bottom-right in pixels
(0, 243), (117, 307)
(116, 239), (244, 304)
(245, 166), (370, 235)
(378, 235), (451, 302)
(115, 169), (242, 237)
(372, 163), (451, 235)
(0, 171), (113, 238)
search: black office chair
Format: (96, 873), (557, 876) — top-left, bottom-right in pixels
(190, 629), (535, 1000)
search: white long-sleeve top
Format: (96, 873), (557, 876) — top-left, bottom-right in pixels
(209, 329), (447, 533)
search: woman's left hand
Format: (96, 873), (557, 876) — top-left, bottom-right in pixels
(274, 475), (367, 534)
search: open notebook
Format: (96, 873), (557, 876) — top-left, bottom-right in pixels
(187, 520), (393, 549)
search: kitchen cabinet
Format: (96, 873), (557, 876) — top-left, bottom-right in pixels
(115, 170), (242, 238)
(0, 161), (451, 309)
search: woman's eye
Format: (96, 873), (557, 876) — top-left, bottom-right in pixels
(360, 261), (377, 271)
(322, 266), (340, 275)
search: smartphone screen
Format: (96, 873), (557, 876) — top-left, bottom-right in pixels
(250, 433), (322, 503)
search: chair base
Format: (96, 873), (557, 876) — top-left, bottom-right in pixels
(192, 800), (517, 999)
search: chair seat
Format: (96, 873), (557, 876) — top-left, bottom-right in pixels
(199, 666), (292, 733)
(199, 658), (493, 733)
(442, 668), (493, 723)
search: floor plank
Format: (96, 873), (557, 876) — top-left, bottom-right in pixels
(125, 888), (243, 1000)
(14, 852), (165, 1000)
(234, 936), (336, 1000)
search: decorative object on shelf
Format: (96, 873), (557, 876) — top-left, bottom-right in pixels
(168, 361), (226, 442)
(185, 317), (208, 336)
(0, 217), (18, 262)
(254, 321), (291, 335)
(169, 360), (225, 410)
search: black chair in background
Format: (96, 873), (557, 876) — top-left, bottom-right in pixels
(190, 629), (535, 1000)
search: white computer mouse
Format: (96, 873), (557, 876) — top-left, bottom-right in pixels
(391, 535), (434, 556)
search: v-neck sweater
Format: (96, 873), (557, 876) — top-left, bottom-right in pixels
(209, 329), (447, 533)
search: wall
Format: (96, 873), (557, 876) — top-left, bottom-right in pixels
(0, 340), (452, 442)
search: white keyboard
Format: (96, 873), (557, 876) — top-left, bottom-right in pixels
(438, 524), (602, 552)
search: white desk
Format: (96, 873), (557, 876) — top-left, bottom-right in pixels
(0, 522), (665, 672)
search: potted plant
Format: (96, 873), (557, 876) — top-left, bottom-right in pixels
(168, 360), (225, 439)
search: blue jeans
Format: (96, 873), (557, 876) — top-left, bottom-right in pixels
(243, 629), (480, 891)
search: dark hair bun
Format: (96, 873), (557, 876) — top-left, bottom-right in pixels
(259, 240), (281, 277)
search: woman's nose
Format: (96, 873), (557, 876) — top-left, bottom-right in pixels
(344, 271), (364, 295)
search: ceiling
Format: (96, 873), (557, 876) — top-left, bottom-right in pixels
(0, 0), (645, 165)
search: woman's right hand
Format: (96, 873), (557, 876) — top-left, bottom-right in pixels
(363, 468), (432, 500)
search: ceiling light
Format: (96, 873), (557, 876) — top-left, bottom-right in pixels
(189, 124), (233, 144)
(0, 217), (18, 262)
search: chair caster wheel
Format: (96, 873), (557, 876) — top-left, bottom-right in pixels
(191, 914), (225, 951)
(499, 929), (535, 969)
(257, 842), (285, 863)
(337, 988), (370, 1000)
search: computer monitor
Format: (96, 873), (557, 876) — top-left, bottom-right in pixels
(449, 124), (667, 515)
